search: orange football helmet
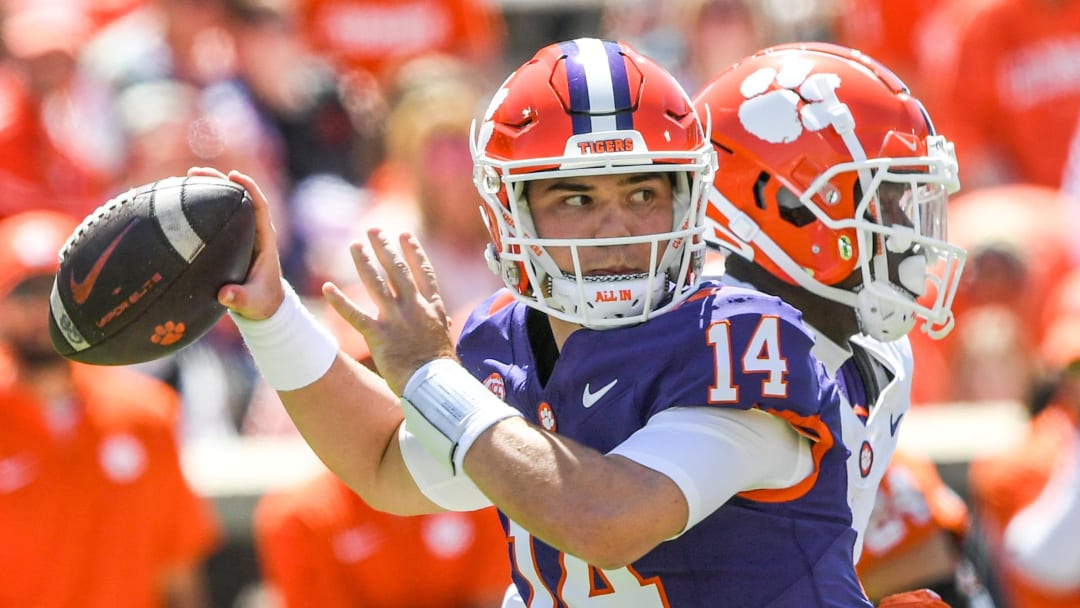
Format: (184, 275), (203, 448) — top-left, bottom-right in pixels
(694, 42), (966, 340)
(472, 38), (717, 328)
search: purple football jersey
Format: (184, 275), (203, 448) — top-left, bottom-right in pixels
(457, 281), (869, 607)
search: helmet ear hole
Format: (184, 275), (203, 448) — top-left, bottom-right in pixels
(753, 172), (815, 228)
(775, 184), (815, 227)
(752, 172), (769, 211)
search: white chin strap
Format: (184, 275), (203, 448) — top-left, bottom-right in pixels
(857, 244), (928, 341)
(547, 273), (667, 328)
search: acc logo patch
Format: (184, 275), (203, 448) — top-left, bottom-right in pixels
(483, 373), (506, 401)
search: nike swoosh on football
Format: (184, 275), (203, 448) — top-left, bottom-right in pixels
(889, 413), (904, 437)
(583, 379), (618, 408)
(70, 219), (139, 305)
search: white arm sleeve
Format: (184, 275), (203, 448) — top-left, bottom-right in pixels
(398, 423), (494, 512)
(1003, 433), (1080, 591)
(610, 406), (813, 534)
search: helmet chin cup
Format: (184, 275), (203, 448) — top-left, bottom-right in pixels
(547, 273), (665, 328)
(854, 283), (917, 342)
(896, 254), (927, 297)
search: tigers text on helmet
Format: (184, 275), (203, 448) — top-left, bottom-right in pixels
(471, 38), (717, 329)
(694, 42), (966, 341)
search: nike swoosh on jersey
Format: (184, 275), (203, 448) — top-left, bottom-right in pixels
(70, 219), (139, 305)
(889, 412), (904, 437)
(582, 379), (618, 408)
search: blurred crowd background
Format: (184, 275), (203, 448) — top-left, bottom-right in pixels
(2, 0), (1080, 606)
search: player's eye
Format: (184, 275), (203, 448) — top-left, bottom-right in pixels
(563, 194), (589, 207)
(628, 188), (654, 206)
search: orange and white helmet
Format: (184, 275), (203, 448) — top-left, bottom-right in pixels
(472, 38), (717, 328)
(694, 42), (966, 340)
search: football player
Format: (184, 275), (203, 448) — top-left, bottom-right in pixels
(694, 43), (987, 606)
(203, 38), (871, 606)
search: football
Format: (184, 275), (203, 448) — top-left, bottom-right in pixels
(49, 176), (256, 365)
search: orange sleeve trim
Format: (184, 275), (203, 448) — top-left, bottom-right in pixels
(736, 406), (834, 503)
(488, 290), (517, 315)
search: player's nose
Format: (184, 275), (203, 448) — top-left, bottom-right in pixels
(591, 201), (636, 239)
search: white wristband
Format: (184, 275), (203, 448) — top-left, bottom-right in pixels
(229, 280), (339, 391)
(402, 358), (522, 474)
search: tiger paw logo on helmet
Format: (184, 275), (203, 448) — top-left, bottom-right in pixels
(737, 57), (842, 144)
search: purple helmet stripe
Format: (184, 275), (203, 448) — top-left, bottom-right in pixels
(559, 39), (635, 134)
(559, 40), (593, 134)
(602, 40), (635, 131)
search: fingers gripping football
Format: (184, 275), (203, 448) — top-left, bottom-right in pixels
(185, 167), (287, 322)
(323, 229), (455, 396)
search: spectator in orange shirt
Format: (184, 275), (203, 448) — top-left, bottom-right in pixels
(917, 0), (1080, 189)
(0, 2), (119, 219)
(967, 294), (1080, 607)
(78, 0), (147, 31)
(0, 210), (222, 608)
(830, 0), (949, 97)
(296, 0), (506, 86)
(254, 470), (511, 608)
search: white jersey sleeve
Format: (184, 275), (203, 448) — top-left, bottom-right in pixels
(398, 423), (493, 511)
(401, 406), (813, 532)
(610, 406), (813, 534)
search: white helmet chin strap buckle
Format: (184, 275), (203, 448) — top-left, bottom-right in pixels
(854, 284), (917, 342)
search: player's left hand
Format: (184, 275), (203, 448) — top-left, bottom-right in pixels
(323, 228), (457, 395)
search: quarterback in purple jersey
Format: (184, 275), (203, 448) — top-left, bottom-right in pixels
(457, 283), (863, 606)
(202, 38), (871, 607)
